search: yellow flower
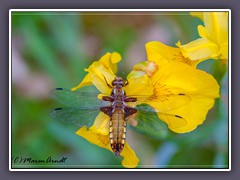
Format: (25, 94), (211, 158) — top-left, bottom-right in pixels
(177, 12), (228, 63)
(133, 45), (220, 133)
(71, 47), (219, 167)
(72, 52), (155, 168)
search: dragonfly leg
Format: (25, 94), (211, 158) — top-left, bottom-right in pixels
(102, 96), (114, 102)
(126, 114), (138, 127)
(102, 74), (113, 88)
(124, 97), (137, 102)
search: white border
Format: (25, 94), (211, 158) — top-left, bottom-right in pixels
(9, 9), (231, 171)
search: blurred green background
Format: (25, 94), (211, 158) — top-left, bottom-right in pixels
(11, 11), (229, 168)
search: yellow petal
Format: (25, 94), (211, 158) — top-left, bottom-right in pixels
(76, 126), (140, 168)
(111, 52), (122, 63)
(72, 52), (120, 91)
(146, 41), (199, 67)
(178, 38), (220, 60)
(76, 126), (111, 150)
(120, 142), (139, 168)
(88, 59), (116, 94)
(89, 61), (116, 83)
(158, 95), (216, 133)
(125, 71), (153, 98)
(86, 61), (116, 94)
(190, 12), (204, 21)
(219, 40), (228, 60)
(198, 25), (210, 39)
(109, 54), (120, 74)
(151, 61), (219, 99)
(91, 74), (114, 95)
(203, 12), (228, 45)
(99, 52), (121, 74)
(146, 41), (178, 66)
(92, 112), (110, 135)
(71, 73), (92, 91)
(146, 61), (219, 133)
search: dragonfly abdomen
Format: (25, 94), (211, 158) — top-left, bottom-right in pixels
(109, 108), (126, 156)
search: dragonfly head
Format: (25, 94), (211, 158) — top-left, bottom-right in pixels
(112, 77), (124, 87)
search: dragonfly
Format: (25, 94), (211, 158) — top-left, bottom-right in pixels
(50, 77), (190, 156)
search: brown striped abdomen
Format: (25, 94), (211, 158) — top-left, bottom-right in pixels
(109, 108), (126, 156)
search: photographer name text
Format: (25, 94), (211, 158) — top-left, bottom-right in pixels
(12, 156), (67, 164)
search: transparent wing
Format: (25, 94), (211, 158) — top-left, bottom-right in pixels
(50, 88), (110, 107)
(126, 93), (191, 113)
(50, 107), (100, 128)
(127, 104), (187, 137)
